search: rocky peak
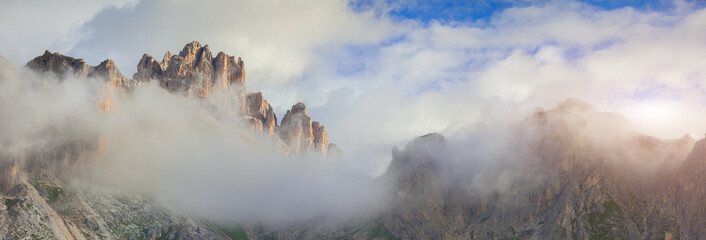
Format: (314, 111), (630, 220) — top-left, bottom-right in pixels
(682, 137), (706, 171)
(26, 50), (90, 78)
(88, 59), (128, 87)
(291, 102), (307, 115)
(23, 42), (337, 157)
(134, 41), (245, 96)
(26, 51), (129, 89)
(312, 121), (329, 154)
(160, 51), (172, 70)
(179, 41), (203, 58)
(388, 133), (445, 174)
(134, 54), (163, 82)
(382, 133), (450, 240)
(279, 102), (330, 155)
(245, 92), (277, 135)
(130, 41), (334, 155)
(327, 143), (342, 157)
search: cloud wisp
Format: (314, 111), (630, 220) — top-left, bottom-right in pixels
(0, 61), (387, 224)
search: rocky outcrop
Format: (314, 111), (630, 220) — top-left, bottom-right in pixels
(24, 41), (337, 156)
(213, 51), (245, 89)
(245, 92), (277, 135)
(27, 51), (91, 79)
(279, 103), (313, 154)
(382, 133), (454, 240)
(26, 51), (130, 90)
(675, 138), (706, 239)
(279, 102), (330, 155)
(0, 177), (231, 240)
(133, 54), (162, 82)
(371, 100), (698, 240)
(133, 41), (246, 97)
(90, 59), (129, 89)
(3, 41), (349, 240)
(327, 143), (342, 157)
(0, 156), (20, 193)
(133, 41), (334, 154)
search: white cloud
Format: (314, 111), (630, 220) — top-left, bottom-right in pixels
(0, 0), (137, 64)
(290, 1), (706, 174)
(3, 0), (706, 175)
(0, 61), (387, 224)
(67, 0), (402, 91)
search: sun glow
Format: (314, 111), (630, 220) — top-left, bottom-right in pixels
(636, 102), (672, 124)
(620, 100), (685, 139)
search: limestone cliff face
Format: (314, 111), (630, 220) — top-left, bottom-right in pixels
(246, 92), (277, 135)
(133, 41), (245, 97)
(675, 138), (706, 239)
(27, 51), (129, 90)
(0, 176), (230, 240)
(373, 99), (698, 240)
(25, 51), (130, 113)
(133, 54), (162, 81)
(23, 41), (337, 155)
(279, 103), (329, 155)
(0, 156), (19, 193)
(136, 42), (333, 153)
(382, 133), (455, 240)
(90, 59), (129, 90)
(27, 51), (91, 79)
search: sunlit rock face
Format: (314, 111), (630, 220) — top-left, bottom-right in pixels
(27, 51), (92, 79)
(0, 42), (339, 239)
(133, 41), (246, 97)
(0, 156), (20, 193)
(133, 41), (332, 154)
(246, 92), (277, 135)
(27, 51), (130, 91)
(279, 102), (329, 155)
(23, 41), (336, 156)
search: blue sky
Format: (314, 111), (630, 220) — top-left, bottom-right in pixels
(352, 0), (693, 24)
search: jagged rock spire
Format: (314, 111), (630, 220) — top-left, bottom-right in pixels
(279, 102), (330, 155)
(25, 42), (337, 157)
(27, 51), (91, 78)
(133, 41), (245, 97)
(246, 92), (277, 135)
(26, 51), (127, 89)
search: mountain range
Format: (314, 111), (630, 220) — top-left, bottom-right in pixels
(1, 42), (706, 240)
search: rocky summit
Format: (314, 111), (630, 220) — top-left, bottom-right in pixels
(27, 51), (130, 90)
(373, 99), (699, 240)
(133, 41), (246, 97)
(23, 41), (333, 154)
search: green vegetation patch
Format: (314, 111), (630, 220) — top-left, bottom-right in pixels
(4, 198), (23, 209)
(367, 222), (399, 240)
(45, 185), (63, 202)
(584, 199), (629, 240)
(218, 225), (249, 240)
(334, 219), (400, 240)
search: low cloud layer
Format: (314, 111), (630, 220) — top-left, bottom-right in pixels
(2, 0), (706, 217)
(0, 62), (386, 224)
